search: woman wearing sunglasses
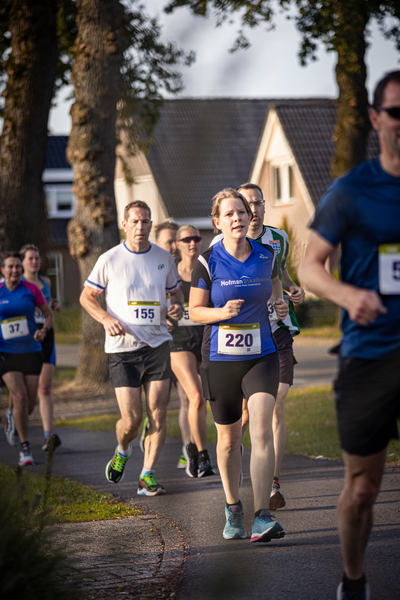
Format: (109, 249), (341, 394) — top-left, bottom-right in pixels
(189, 189), (288, 542)
(170, 225), (216, 478)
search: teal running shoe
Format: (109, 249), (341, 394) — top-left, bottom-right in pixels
(105, 445), (132, 483)
(223, 500), (246, 540)
(137, 472), (166, 496)
(250, 509), (285, 543)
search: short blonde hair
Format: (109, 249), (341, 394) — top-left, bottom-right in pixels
(176, 224), (200, 240)
(210, 188), (252, 232)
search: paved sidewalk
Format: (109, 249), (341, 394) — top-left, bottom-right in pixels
(0, 426), (185, 600)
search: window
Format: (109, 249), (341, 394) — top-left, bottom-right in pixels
(273, 167), (282, 201)
(271, 164), (295, 203)
(44, 185), (76, 218)
(46, 252), (63, 301)
(288, 165), (294, 198)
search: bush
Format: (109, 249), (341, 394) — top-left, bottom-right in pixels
(0, 456), (83, 600)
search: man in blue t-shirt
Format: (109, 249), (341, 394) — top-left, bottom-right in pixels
(300, 71), (400, 600)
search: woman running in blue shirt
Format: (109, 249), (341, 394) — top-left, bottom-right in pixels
(21, 244), (62, 452)
(190, 188), (288, 543)
(1, 252), (53, 466)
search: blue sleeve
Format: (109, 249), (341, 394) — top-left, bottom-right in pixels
(311, 178), (353, 246)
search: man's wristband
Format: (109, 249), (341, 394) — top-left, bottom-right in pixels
(173, 301), (184, 310)
(43, 327), (49, 335)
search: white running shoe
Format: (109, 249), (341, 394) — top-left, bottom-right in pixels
(5, 410), (20, 447)
(19, 445), (35, 466)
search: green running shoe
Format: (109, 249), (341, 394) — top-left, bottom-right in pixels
(105, 445), (132, 483)
(137, 472), (166, 496)
(139, 417), (149, 453)
(176, 453), (187, 469)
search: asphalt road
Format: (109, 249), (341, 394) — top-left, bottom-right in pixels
(2, 427), (399, 600)
(56, 341), (340, 389)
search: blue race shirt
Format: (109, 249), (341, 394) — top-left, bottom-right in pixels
(0, 280), (46, 353)
(311, 158), (400, 359)
(191, 239), (277, 361)
(22, 275), (51, 325)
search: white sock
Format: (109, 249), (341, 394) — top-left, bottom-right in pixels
(140, 467), (154, 478)
(118, 446), (130, 457)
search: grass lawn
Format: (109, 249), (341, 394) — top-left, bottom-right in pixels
(0, 464), (140, 523)
(299, 326), (341, 338)
(55, 386), (400, 465)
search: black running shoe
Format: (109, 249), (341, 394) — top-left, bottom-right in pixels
(197, 454), (216, 477)
(337, 582), (370, 600)
(184, 444), (198, 478)
(42, 432), (62, 452)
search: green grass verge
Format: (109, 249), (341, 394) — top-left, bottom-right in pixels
(55, 386), (400, 464)
(55, 333), (81, 345)
(53, 367), (76, 383)
(0, 464), (140, 523)
(55, 414), (119, 431)
(299, 326), (341, 338)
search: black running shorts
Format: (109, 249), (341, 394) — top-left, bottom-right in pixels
(334, 346), (400, 456)
(274, 328), (297, 386)
(170, 339), (202, 363)
(108, 341), (172, 389)
(0, 351), (43, 376)
(200, 351), (280, 425)
(40, 327), (56, 365)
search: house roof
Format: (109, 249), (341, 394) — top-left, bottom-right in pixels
(146, 98), (274, 220)
(273, 100), (380, 206)
(45, 136), (70, 169)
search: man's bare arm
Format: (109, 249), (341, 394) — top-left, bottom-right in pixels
(281, 268), (305, 305)
(80, 286), (125, 336)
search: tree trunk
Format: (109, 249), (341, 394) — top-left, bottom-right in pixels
(0, 0), (58, 254)
(331, 1), (370, 178)
(67, 0), (126, 386)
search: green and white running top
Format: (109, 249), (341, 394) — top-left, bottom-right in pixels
(211, 225), (300, 336)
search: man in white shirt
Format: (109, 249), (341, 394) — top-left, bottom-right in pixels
(80, 201), (184, 496)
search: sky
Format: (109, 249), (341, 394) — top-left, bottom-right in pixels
(48, 1), (400, 134)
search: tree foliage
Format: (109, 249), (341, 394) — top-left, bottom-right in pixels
(67, 0), (193, 385)
(166, 0), (400, 175)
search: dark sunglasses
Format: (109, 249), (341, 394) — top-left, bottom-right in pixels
(375, 106), (400, 120)
(179, 235), (202, 243)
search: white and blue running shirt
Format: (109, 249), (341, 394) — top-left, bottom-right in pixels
(191, 239), (278, 362)
(85, 242), (181, 353)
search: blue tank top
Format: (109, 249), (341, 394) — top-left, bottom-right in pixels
(22, 276), (51, 324)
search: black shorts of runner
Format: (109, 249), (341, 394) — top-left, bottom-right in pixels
(39, 327), (56, 365)
(0, 351), (43, 376)
(200, 351), (280, 425)
(334, 346), (400, 456)
(170, 339), (202, 363)
(108, 341), (173, 389)
(273, 327), (297, 386)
